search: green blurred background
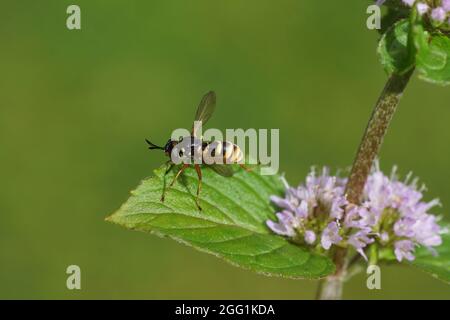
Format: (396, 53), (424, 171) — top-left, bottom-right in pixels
(1, 1), (449, 299)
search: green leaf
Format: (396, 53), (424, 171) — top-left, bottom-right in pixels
(377, 13), (450, 85)
(412, 223), (450, 284)
(106, 165), (335, 279)
(377, 19), (415, 75)
(378, 2), (409, 35)
(414, 24), (450, 85)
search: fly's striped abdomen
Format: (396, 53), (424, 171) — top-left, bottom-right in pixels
(202, 141), (243, 164)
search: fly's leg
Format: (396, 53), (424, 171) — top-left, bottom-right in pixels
(239, 164), (253, 172)
(169, 163), (190, 188)
(194, 164), (203, 211)
(161, 161), (175, 202)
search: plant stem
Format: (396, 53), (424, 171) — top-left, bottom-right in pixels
(369, 243), (378, 266)
(316, 248), (347, 300)
(316, 70), (414, 300)
(345, 69), (414, 204)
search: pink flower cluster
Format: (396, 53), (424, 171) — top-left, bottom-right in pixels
(377, 0), (450, 25)
(267, 164), (446, 262)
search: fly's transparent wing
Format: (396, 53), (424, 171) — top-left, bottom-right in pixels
(192, 91), (216, 136)
(194, 91), (216, 123)
(208, 164), (234, 177)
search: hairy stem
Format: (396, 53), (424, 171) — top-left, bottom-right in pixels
(316, 248), (348, 300)
(316, 70), (414, 300)
(345, 69), (414, 204)
(316, 276), (344, 300)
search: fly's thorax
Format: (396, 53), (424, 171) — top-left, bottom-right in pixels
(169, 136), (203, 164)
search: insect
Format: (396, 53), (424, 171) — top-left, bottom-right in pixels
(145, 91), (250, 210)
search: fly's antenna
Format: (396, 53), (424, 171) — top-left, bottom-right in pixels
(145, 139), (164, 150)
